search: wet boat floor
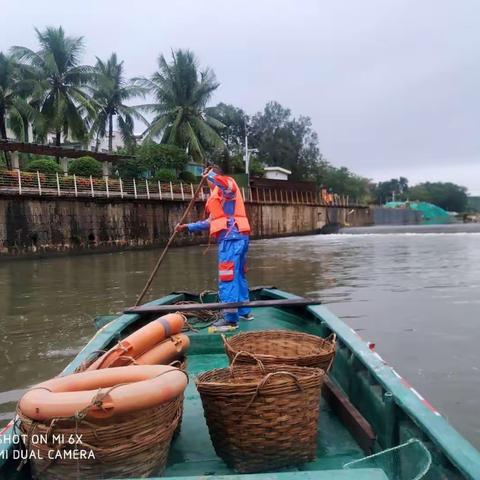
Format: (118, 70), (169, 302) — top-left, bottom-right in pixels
(163, 307), (365, 477)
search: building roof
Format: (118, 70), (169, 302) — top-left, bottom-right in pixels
(263, 166), (292, 175)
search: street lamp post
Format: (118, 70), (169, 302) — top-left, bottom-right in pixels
(244, 134), (258, 175)
(245, 134), (248, 174)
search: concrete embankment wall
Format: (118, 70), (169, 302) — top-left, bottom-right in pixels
(0, 195), (417, 258)
(320, 206), (419, 229)
(371, 206), (422, 225)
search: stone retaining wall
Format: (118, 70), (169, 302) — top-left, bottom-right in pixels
(0, 195), (417, 258)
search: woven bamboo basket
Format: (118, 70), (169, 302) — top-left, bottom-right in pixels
(196, 353), (325, 473)
(170, 358), (187, 437)
(16, 388), (185, 479)
(223, 330), (336, 372)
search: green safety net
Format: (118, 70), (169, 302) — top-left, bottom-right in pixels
(384, 201), (450, 221)
(343, 438), (432, 480)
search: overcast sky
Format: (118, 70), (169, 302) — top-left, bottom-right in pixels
(1, 0), (479, 194)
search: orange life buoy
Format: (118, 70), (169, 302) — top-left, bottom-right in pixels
(19, 365), (187, 421)
(135, 334), (190, 365)
(87, 313), (185, 370)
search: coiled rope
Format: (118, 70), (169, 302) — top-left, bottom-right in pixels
(176, 290), (220, 330)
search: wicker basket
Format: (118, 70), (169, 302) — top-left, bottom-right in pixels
(170, 358), (187, 438)
(223, 330), (336, 372)
(196, 353), (325, 473)
(16, 393), (183, 479)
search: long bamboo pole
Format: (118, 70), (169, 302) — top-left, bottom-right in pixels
(135, 175), (209, 306)
(126, 297), (320, 314)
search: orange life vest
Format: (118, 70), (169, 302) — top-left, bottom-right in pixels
(206, 178), (251, 237)
(321, 188), (329, 204)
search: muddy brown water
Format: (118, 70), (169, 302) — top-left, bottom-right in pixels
(1, 223), (479, 448)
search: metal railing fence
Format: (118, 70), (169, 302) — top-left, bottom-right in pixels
(0, 169), (358, 206)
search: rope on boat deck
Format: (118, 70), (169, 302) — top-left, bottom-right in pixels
(176, 290), (221, 330)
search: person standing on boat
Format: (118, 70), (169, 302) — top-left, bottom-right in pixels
(175, 166), (253, 330)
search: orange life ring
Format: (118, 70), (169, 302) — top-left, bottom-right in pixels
(87, 313), (185, 370)
(135, 334), (190, 365)
(19, 365), (188, 421)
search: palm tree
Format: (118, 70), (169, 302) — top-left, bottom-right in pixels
(136, 49), (225, 162)
(89, 53), (147, 153)
(0, 53), (19, 143)
(0, 52), (37, 166)
(11, 26), (94, 146)
(0, 52), (17, 168)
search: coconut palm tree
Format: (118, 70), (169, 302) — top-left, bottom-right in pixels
(89, 53), (147, 153)
(0, 53), (20, 143)
(0, 52), (18, 167)
(0, 52), (38, 166)
(136, 49), (225, 162)
(11, 26), (94, 146)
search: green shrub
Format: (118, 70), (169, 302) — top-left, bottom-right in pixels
(68, 156), (103, 178)
(114, 159), (144, 179)
(137, 142), (188, 173)
(25, 158), (63, 175)
(153, 168), (177, 182)
(179, 170), (196, 183)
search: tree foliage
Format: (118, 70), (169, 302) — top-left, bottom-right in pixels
(179, 170), (196, 183)
(206, 102), (249, 172)
(316, 162), (374, 202)
(114, 158), (144, 179)
(136, 142), (188, 174)
(136, 49), (224, 162)
(371, 178), (468, 211)
(408, 182), (467, 212)
(68, 156), (103, 177)
(154, 168), (177, 182)
(373, 177), (409, 204)
(89, 53), (147, 152)
(0, 52), (37, 165)
(2, 27), (471, 208)
(0, 53), (28, 138)
(205, 103), (247, 153)
(115, 142), (188, 179)
(249, 101), (320, 180)
(25, 158), (63, 174)
(11, 26), (95, 146)
(467, 197), (480, 212)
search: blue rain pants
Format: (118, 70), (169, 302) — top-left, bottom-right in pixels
(218, 237), (250, 324)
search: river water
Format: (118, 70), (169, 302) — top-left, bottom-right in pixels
(1, 223), (479, 448)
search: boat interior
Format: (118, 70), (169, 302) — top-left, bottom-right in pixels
(1, 288), (474, 479)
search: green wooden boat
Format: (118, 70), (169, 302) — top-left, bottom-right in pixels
(1, 287), (480, 479)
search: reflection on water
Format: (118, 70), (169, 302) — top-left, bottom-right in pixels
(1, 223), (479, 447)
